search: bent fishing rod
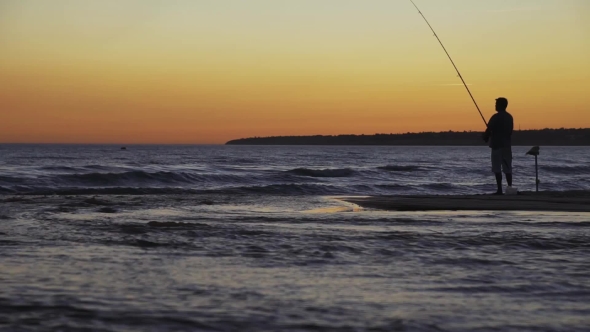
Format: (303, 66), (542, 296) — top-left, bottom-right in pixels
(409, 0), (488, 127)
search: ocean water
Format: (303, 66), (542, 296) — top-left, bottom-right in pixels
(1, 145), (589, 331)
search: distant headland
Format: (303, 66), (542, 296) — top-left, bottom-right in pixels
(226, 128), (590, 146)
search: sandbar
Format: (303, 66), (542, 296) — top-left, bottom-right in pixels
(342, 191), (590, 212)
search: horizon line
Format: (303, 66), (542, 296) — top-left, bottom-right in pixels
(3, 127), (588, 145)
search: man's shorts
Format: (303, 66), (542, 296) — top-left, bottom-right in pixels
(491, 147), (512, 174)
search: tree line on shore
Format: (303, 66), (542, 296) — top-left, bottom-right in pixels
(226, 128), (590, 146)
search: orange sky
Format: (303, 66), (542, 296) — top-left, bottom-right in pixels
(1, 0), (589, 143)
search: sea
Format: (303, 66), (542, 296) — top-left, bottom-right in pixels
(1, 144), (589, 332)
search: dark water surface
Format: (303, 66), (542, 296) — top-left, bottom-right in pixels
(1, 145), (589, 331)
(1, 145), (589, 195)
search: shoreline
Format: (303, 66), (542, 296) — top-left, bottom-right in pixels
(341, 191), (590, 212)
(3, 191), (590, 213)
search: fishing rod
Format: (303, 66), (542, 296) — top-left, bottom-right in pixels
(409, 0), (488, 126)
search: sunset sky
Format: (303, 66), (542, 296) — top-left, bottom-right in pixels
(1, 0), (588, 144)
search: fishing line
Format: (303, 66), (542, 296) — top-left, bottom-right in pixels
(409, 0), (488, 126)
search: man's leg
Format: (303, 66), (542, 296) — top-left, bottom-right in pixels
(491, 149), (503, 194)
(495, 173), (503, 194)
(502, 147), (513, 187)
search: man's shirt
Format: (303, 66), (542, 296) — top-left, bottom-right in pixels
(487, 111), (513, 149)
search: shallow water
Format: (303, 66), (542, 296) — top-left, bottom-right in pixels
(1, 145), (590, 331)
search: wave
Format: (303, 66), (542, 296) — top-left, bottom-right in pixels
(422, 183), (456, 190)
(61, 171), (196, 186)
(40, 166), (78, 172)
(541, 165), (590, 175)
(375, 184), (411, 190)
(231, 158), (258, 164)
(57, 170), (251, 187)
(0, 176), (27, 185)
(5, 187), (201, 195)
(0, 186), (15, 194)
(13, 156), (80, 160)
(2, 168), (257, 189)
(40, 165), (123, 172)
(378, 165), (422, 172)
(286, 168), (355, 178)
(1, 183), (343, 196)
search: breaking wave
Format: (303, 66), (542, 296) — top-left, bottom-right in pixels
(542, 165), (590, 175)
(60, 171), (226, 186)
(286, 168), (355, 178)
(378, 165), (422, 172)
(1, 183), (343, 196)
(422, 183), (456, 191)
(0, 171), (250, 189)
(40, 165), (125, 172)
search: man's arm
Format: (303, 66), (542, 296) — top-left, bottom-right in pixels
(482, 115), (496, 142)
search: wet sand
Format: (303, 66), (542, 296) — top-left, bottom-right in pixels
(343, 191), (590, 212)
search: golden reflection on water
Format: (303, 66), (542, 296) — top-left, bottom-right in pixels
(303, 206), (359, 214)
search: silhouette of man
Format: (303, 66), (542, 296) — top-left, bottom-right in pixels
(483, 97), (513, 195)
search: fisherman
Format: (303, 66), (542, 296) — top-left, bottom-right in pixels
(483, 97), (514, 195)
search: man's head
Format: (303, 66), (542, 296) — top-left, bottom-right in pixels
(495, 97), (508, 112)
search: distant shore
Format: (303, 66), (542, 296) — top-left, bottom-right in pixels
(341, 190), (590, 212)
(226, 128), (590, 146)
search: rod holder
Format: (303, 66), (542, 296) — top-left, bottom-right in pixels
(526, 146), (540, 192)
